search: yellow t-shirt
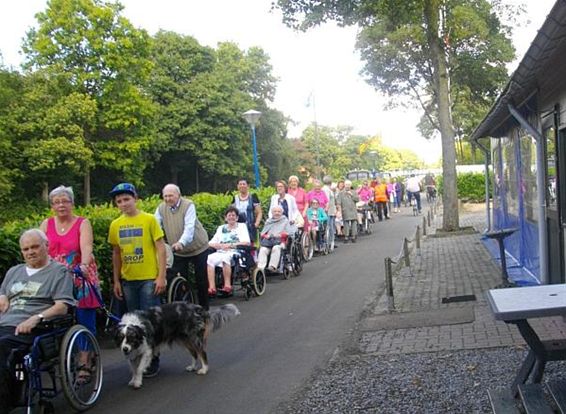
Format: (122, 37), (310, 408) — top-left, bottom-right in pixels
(108, 212), (164, 281)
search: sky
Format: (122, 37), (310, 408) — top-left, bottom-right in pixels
(0, 0), (558, 164)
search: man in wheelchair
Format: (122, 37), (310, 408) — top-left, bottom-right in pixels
(0, 229), (75, 414)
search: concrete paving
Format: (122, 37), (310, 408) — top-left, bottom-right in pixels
(357, 204), (566, 356)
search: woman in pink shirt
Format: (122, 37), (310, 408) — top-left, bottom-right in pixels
(288, 175), (307, 215)
(357, 181), (374, 203)
(40, 185), (100, 383)
(305, 179), (329, 213)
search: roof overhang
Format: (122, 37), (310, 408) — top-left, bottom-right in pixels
(471, 0), (566, 141)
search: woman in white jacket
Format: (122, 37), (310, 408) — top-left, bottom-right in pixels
(268, 180), (301, 225)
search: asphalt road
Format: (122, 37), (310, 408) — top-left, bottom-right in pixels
(56, 209), (423, 414)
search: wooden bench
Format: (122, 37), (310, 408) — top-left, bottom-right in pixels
(489, 380), (566, 413)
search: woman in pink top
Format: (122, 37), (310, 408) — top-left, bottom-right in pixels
(305, 179), (329, 212)
(40, 185), (100, 381)
(288, 175), (307, 227)
(357, 181), (374, 203)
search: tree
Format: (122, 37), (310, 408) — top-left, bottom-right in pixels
(0, 67), (25, 201)
(147, 32), (288, 193)
(23, 0), (156, 203)
(276, 0), (515, 231)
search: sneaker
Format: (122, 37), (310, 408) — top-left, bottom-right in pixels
(343, 238), (350, 244)
(351, 238), (357, 243)
(143, 357), (160, 378)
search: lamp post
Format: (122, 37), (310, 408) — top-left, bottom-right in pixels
(242, 109), (262, 188)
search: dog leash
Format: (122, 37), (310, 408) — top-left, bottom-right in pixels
(73, 267), (122, 324)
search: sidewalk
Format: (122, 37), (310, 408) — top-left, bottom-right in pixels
(358, 204), (566, 355)
(278, 204), (566, 413)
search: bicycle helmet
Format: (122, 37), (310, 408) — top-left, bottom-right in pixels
(109, 182), (137, 198)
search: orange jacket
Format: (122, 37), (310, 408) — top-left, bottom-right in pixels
(373, 183), (388, 202)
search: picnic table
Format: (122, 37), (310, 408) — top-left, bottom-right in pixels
(487, 284), (566, 413)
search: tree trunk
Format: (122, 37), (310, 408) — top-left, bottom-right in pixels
(195, 164), (199, 193)
(170, 165), (179, 185)
(424, 0), (459, 231)
(41, 181), (49, 203)
(84, 168), (91, 205)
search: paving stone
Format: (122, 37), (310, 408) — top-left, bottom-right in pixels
(357, 207), (566, 356)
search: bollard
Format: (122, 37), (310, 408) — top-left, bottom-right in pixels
(384, 257), (395, 312)
(422, 216), (427, 236)
(427, 211), (431, 227)
(416, 226), (421, 256)
(403, 238), (411, 267)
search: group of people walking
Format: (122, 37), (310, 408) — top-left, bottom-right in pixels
(0, 172), (434, 399)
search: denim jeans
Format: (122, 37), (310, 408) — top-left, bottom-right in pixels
(121, 280), (160, 312)
(327, 216), (336, 247)
(408, 191), (422, 211)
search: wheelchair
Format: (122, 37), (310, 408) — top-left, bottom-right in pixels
(163, 243), (195, 304)
(214, 246), (265, 300)
(261, 232), (303, 280)
(10, 314), (103, 413)
(311, 221), (330, 255)
(357, 202), (373, 235)
(298, 227), (314, 262)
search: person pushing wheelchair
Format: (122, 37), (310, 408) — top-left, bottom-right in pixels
(0, 229), (74, 414)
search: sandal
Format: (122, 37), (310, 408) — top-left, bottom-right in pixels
(76, 365), (92, 385)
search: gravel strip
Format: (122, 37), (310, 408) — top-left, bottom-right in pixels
(275, 347), (566, 413)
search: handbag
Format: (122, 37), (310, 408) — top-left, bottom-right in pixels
(294, 213), (305, 228)
(260, 236), (280, 248)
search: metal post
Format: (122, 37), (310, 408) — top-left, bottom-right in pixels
(427, 211), (431, 227)
(422, 216), (427, 236)
(384, 257), (395, 312)
(403, 238), (410, 267)
(251, 124), (261, 188)
(416, 226), (421, 256)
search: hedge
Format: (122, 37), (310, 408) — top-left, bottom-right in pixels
(0, 187), (277, 293)
(436, 172), (491, 202)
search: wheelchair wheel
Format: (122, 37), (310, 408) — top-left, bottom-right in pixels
(167, 275), (195, 304)
(252, 268), (266, 296)
(60, 325), (103, 411)
(301, 231), (314, 262)
(291, 243), (303, 275)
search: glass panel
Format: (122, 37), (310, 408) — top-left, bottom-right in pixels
(545, 127), (557, 210)
(519, 133), (538, 222)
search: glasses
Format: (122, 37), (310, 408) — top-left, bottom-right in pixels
(52, 200), (72, 206)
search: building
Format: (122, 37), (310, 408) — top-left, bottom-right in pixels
(471, 0), (566, 285)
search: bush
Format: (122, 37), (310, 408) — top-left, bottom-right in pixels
(437, 172), (490, 202)
(0, 187), (277, 292)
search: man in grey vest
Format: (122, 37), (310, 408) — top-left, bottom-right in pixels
(155, 184), (210, 310)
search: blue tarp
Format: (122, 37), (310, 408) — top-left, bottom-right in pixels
(480, 235), (539, 286)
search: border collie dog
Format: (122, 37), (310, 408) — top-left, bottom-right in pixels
(115, 302), (240, 389)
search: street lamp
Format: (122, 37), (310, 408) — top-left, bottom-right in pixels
(242, 109), (262, 188)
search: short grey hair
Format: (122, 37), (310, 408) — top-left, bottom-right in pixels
(322, 175), (332, 185)
(162, 183), (181, 195)
(49, 185), (74, 204)
(344, 180), (352, 186)
(20, 228), (48, 245)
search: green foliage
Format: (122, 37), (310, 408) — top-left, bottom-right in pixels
(437, 172), (490, 202)
(22, 0), (157, 197)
